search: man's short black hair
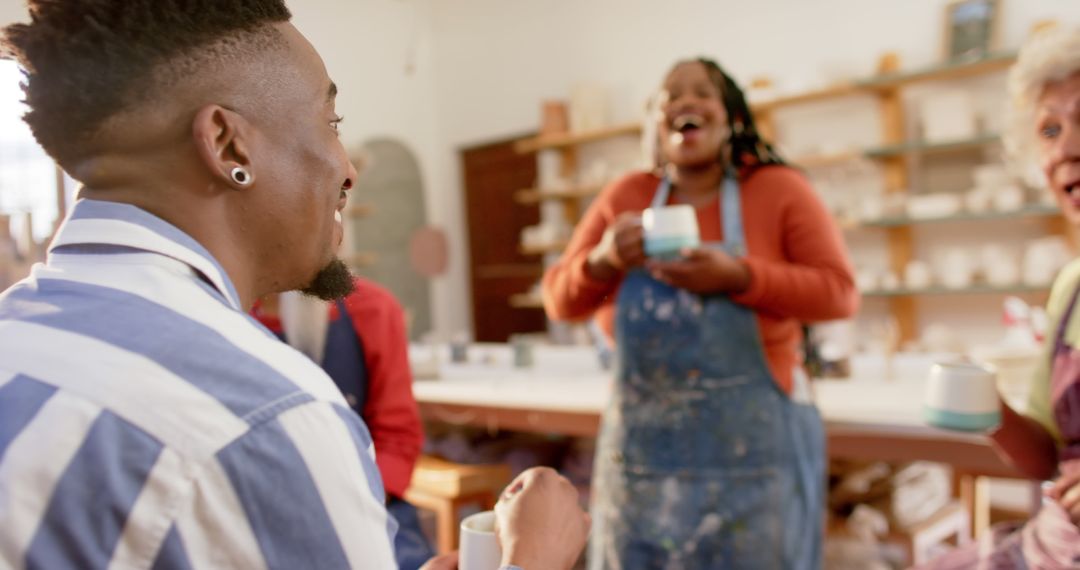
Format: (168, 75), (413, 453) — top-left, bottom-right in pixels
(1, 0), (292, 166)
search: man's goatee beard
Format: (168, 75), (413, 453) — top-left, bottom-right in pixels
(300, 258), (354, 300)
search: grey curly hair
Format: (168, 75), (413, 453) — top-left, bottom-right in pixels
(1006, 24), (1080, 166)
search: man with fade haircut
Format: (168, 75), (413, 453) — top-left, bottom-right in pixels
(0, 1), (590, 569)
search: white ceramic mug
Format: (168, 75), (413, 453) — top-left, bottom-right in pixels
(923, 361), (1001, 432)
(459, 511), (501, 570)
(642, 205), (700, 260)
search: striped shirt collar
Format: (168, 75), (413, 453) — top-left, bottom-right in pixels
(49, 198), (243, 310)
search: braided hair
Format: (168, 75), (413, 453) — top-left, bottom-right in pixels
(694, 57), (786, 174)
(1, 0), (292, 166)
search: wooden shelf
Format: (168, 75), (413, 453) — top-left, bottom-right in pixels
(792, 151), (863, 169)
(793, 135), (999, 168)
(514, 122), (642, 153)
(514, 186), (603, 204)
(517, 54), (1017, 156)
(864, 133), (1001, 159)
(758, 53), (1018, 114)
(859, 52), (1017, 91)
(519, 240), (569, 256)
(509, 293), (545, 309)
(345, 252), (377, 267)
(863, 284), (1050, 298)
(347, 203), (374, 217)
(475, 264), (544, 279)
(852, 204), (1061, 229)
(751, 82), (865, 113)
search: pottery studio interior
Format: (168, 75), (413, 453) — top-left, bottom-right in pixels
(2, 1), (1080, 569)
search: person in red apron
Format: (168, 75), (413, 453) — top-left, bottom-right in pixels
(253, 278), (434, 570)
(543, 58), (859, 568)
(917, 25), (1080, 570)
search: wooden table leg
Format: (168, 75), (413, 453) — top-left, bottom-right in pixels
(955, 471), (991, 538)
(973, 476), (991, 536)
(436, 498), (458, 555)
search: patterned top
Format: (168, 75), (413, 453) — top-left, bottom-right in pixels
(0, 199), (396, 569)
(1028, 257), (1080, 444)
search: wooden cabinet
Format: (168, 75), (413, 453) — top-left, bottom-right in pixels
(461, 135), (547, 342)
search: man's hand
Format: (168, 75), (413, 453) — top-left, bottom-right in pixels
(645, 247), (751, 294)
(1046, 470), (1080, 525)
(494, 467), (591, 570)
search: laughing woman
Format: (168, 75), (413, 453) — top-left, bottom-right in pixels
(918, 25), (1080, 570)
(542, 58), (858, 569)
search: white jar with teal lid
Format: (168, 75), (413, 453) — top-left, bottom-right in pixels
(642, 204), (700, 260)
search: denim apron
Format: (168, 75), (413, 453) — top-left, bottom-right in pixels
(588, 175), (826, 570)
(279, 300), (435, 570)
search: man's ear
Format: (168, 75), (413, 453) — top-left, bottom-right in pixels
(192, 105), (256, 189)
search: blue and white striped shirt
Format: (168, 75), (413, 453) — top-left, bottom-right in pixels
(0, 199), (397, 569)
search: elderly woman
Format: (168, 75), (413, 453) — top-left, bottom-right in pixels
(920, 25), (1080, 568)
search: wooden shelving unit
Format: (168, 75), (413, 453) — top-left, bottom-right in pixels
(747, 52), (1017, 113)
(752, 52), (1036, 343)
(791, 134), (1001, 169)
(514, 185), (602, 205)
(519, 240), (570, 256)
(514, 122), (642, 153)
(509, 293), (545, 309)
(790, 151), (864, 169)
(508, 52), (1059, 340)
(863, 133), (1001, 159)
(862, 284), (1050, 298)
(857, 52), (1018, 90)
(850, 204), (1060, 229)
(510, 123), (642, 309)
(751, 82), (865, 113)
(347, 203), (375, 218)
(345, 252), (377, 268)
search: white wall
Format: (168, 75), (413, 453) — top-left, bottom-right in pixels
(0, 2), (22, 28)
(288, 1), (462, 338)
(430, 0), (1080, 145)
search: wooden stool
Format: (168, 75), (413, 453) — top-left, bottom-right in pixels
(404, 455), (511, 554)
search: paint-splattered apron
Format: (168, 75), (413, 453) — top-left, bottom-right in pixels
(916, 285), (1080, 570)
(589, 175), (826, 570)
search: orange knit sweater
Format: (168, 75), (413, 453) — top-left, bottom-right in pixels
(542, 166), (859, 394)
